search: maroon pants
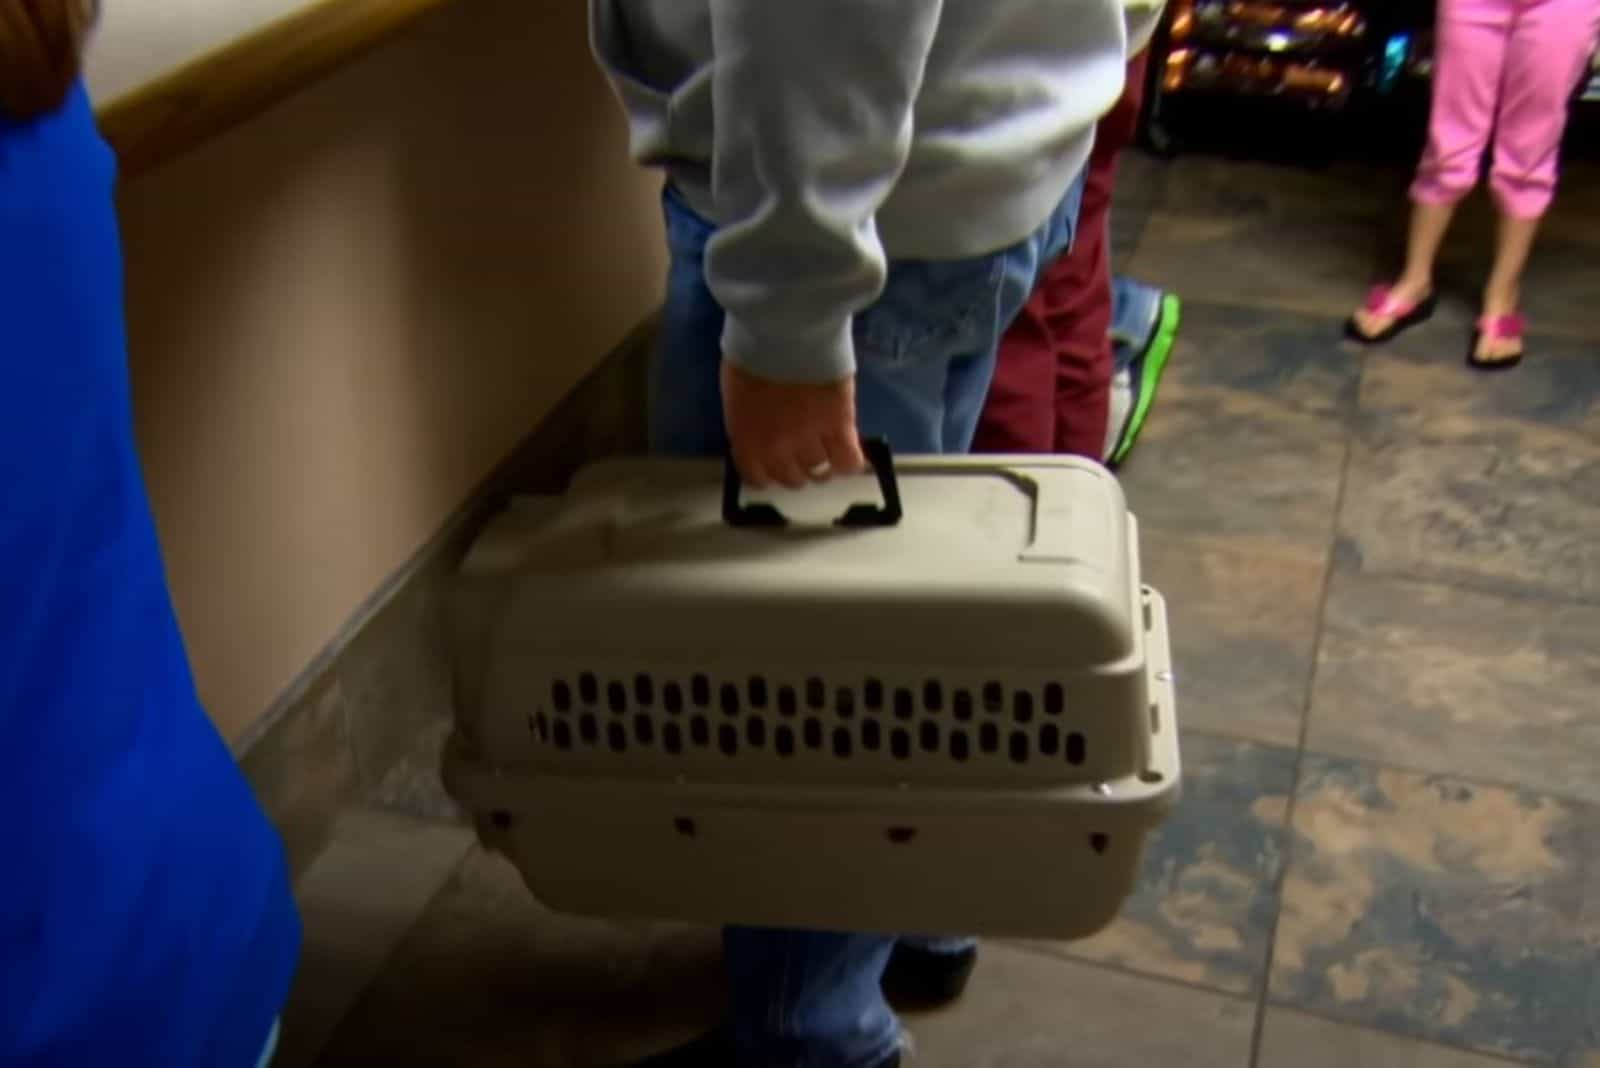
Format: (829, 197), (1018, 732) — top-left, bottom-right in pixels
(974, 50), (1151, 458)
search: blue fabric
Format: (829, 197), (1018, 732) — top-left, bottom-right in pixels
(0, 87), (299, 1066)
(652, 177), (1082, 1067)
(1110, 275), (1164, 373)
(654, 179), (1083, 457)
(255, 1018), (281, 1068)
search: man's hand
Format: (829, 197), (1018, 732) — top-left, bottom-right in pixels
(721, 361), (868, 489)
(0, 0), (98, 121)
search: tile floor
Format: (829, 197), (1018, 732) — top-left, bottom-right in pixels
(286, 153), (1600, 1067)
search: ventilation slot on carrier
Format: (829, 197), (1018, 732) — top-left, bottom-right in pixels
(540, 673), (1083, 771)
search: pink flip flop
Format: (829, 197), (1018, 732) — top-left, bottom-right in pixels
(1344, 285), (1438, 345)
(1469, 313), (1526, 371)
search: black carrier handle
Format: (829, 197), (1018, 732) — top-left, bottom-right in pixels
(722, 437), (904, 529)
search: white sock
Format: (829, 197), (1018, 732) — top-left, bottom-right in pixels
(1103, 366), (1133, 461)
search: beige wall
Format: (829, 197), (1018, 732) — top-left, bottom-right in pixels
(117, 0), (666, 741)
(89, 0), (320, 102)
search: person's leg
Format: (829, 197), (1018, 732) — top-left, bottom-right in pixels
(854, 256), (1009, 454)
(642, 929), (900, 1068)
(652, 186), (734, 458)
(1105, 50), (1164, 386)
(646, 177), (1083, 1066)
(872, 182), (1086, 1010)
(1044, 48), (1156, 458)
(1476, 0), (1599, 362)
(1352, 0), (1510, 338)
(1110, 275), (1165, 372)
(1104, 279), (1181, 467)
(948, 165), (1086, 453)
(967, 294), (1059, 452)
(1487, 0), (1596, 222)
(964, 171), (1092, 450)
(1471, 212), (1540, 363)
(856, 162), (1079, 456)
(1022, 82), (1150, 456)
(763, 230), (1068, 1057)
(971, 167), (1105, 457)
(1086, 47), (1182, 466)
(646, 185), (903, 1068)
(977, 48), (1146, 460)
(1382, 200), (1455, 308)
(1042, 215), (1113, 459)
(972, 71), (1119, 459)
(723, 930), (901, 1068)
(653, 181), (1081, 1066)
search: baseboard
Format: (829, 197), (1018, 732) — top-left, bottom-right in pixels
(239, 318), (655, 878)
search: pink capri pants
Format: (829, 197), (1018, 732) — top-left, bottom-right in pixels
(1412, 0), (1600, 218)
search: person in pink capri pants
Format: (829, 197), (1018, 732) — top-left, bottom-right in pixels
(1346, 0), (1600, 369)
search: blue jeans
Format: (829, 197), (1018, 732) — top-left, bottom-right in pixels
(1110, 275), (1164, 373)
(654, 180), (1082, 457)
(653, 179), (1082, 1067)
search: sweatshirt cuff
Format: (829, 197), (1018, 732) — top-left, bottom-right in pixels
(721, 314), (857, 385)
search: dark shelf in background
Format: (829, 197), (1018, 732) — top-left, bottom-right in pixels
(1142, 0), (1600, 165)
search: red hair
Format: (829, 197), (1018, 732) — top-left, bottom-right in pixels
(0, 0), (99, 120)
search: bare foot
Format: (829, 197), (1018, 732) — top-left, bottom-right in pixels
(1350, 277), (1433, 340)
(1473, 331), (1523, 364)
(1474, 288), (1524, 365)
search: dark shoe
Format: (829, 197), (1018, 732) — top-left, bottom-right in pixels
(633, 1029), (900, 1068)
(882, 941), (979, 1009)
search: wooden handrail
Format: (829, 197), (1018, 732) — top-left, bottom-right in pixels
(97, 0), (455, 179)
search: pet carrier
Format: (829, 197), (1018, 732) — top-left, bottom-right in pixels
(444, 443), (1179, 939)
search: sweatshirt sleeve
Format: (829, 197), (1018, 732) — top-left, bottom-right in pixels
(705, 0), (944, 384)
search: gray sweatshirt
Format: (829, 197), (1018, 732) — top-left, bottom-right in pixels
(591, 0), (1127, 385)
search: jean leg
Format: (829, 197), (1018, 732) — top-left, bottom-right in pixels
(656, 187), (901, 1068)
(724, 929), (901, 1068)
(659, 178), (1083, 460)
(853, 348), (962, 454)
(969, 280), (1061, 452)
(941, 346), (1002, 453)
(654, 182), (1086, 1068)
(853, 255), (1014, 455)
(654, 187), (730, 458)
(943, 242), (1044, 452)
(1110, 276), (1164, 372)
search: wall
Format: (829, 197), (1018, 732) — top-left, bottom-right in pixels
(90, 0), (320, 103)
(112, 0), (666, 741)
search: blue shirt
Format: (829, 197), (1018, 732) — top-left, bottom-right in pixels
(0, 87), (299, 1066)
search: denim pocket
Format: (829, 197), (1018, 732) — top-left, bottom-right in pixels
(853, 253), (1006, 368)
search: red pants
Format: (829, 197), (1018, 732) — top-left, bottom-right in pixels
(974, 50), (1150, 458)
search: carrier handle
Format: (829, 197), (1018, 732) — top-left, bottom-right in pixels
(722, 437), (903, 529)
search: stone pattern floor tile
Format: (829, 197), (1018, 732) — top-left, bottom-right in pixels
(1033, 733), (1296, 996)
(1308, 571), (1600, 803)
(1270, 757), (1600, 1064)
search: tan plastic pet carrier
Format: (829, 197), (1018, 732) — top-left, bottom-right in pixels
(444, 443), (1180, 940)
